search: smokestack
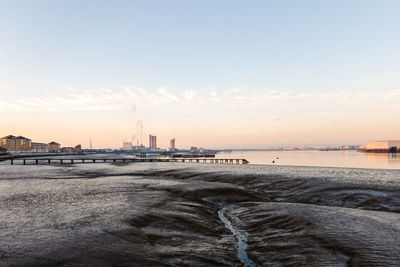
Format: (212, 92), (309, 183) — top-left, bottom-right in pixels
(136, 120), (143, 146)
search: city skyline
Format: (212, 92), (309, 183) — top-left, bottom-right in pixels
(1, 1), (400, 148)
(0, 132), (367, 151)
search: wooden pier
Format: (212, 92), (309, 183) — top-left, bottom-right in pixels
(7, 157), (249, 165)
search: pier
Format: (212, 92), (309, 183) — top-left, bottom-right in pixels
(6, 157), (249, 165)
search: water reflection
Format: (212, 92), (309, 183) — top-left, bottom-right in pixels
(366, 153), (400, 164)
(216, 150), (400, 170)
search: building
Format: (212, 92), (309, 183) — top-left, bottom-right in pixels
(48, 142), (61, 152)
(61, 147), (74, 153)
(31, 142), (49, 153)
(123, 141), (133, 150)
(169, 138), (176, 151)
(149, 135), (157, 149)
(0, 135), (32, 152)
(1, 135), (18, 151)
(366, 140), (400, 153)
(75, 144), (82, 152)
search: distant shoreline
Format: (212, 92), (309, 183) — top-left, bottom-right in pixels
(224, 149), (359, 152)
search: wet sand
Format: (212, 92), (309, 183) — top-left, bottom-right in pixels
(0, 162), (399, 266)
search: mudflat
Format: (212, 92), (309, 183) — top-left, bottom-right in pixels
(0, 162), (399, 266)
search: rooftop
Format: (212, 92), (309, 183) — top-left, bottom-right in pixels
(48, 142), (60, 145)
(1, 135), (31, 140)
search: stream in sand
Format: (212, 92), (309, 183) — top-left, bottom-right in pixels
(218, 206), (255, 267)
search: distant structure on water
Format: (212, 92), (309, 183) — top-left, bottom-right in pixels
(366, 140), (400, 153)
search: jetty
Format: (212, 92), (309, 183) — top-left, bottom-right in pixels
(6, 157), (249, 165)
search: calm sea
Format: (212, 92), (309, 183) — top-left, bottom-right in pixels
(216, 150), (400, 169)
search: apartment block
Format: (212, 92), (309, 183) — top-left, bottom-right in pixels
(31, 142), (49, 153)
(48, 142), (61, 152)
(0, 135), (32, 152)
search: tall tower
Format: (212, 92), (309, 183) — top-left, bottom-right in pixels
(169, 138), (175, 151)
(149, 135), (152, 148)
(149, 135), (157, 149)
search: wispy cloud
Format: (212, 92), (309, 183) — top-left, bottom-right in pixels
(0, 87), (180, 112)
(1, 86), (399, 113)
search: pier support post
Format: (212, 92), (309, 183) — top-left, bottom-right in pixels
(23, 160), (26, 165)
(48, 159), (51, 164)
(36, 160), (38, 165)
(60, 159), (63, 164)
(11, 159), (13, 165)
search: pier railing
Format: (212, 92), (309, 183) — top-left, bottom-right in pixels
(6, 157), (249, 165)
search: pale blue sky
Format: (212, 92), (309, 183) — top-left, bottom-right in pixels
(1, 1), (400, 148)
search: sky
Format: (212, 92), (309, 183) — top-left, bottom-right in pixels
(1, 0), (400, 149)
